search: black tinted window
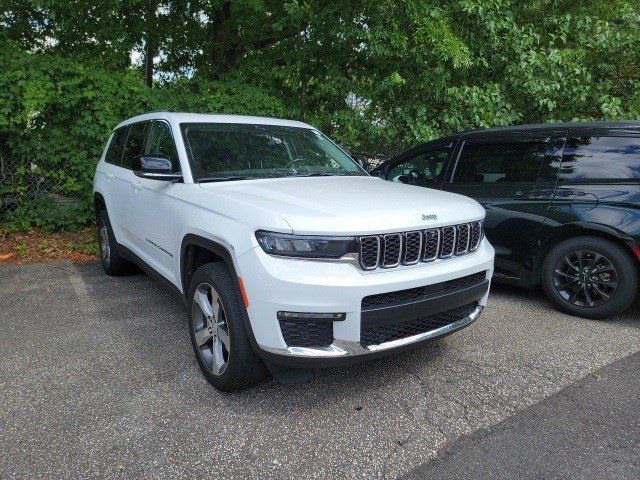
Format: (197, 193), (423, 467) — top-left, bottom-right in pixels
(453, 140), (549, 184)
(122, 122), (150, 170)
(560, 136), (640, 181)
(146, 121), (180, 172)
(104, 128), (128, 165)
(388, 149), (448, 186)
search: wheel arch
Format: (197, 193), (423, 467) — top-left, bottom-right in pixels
(180, 234), (236, 295)
(533, 222), (640, 285)
(179, 234), (263, 356)
(93, 192), (106, 219)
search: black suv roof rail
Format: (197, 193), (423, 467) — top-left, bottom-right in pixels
(459, 120), (640, 136)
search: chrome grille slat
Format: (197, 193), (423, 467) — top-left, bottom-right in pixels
(359, 236), (380, 270)
(469, 221), (482, 252)
(357, 221), (483, 270)
(456, 224), (470, 255)
(403, 231), (422, 265)
(439, 226), (456, 258)
(382, 233), (402, 268)
(422, 229), (440, 262)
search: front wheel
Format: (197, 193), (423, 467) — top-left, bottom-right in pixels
(541, 236), (639, 319)
(188, 263), (267, 391)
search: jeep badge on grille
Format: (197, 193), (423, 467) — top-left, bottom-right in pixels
(422, 214), (437, 221)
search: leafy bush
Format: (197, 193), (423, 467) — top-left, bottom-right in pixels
(0, 44), (285, 231)
(2, 197), (94, 233)
(2, 1), (640, 232)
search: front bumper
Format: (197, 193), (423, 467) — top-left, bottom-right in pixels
(259, 305), (483, 368)
(235, 239), (494, 368)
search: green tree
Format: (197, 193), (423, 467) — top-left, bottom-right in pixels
(1, 0), (640, 230)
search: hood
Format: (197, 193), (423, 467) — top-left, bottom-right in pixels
(199, 176), (484, 235)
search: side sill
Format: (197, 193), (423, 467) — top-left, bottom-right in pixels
(116, 245), (187, 306)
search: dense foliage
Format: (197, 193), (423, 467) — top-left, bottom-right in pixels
(1, 0), (639, 230)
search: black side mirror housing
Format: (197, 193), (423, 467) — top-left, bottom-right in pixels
(133, 155), (182, 182)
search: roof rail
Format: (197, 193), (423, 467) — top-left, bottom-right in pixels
(143, 109), (172, 114)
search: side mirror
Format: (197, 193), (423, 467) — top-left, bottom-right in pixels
(133, 155), (182, 182)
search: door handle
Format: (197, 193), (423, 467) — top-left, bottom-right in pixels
(131, 181), (143, 191)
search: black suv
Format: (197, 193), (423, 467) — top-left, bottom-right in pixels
(373, 121), (640, 319)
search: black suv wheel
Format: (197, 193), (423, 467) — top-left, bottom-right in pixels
(187, 262), (267, 391)
(542, 236), (638, 319)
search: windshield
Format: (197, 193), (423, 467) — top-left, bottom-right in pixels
(181, 123), (367, 181)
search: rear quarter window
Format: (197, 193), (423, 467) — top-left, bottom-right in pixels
(560, 136), (640, 181)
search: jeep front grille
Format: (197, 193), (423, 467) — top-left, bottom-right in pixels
(381, 233), (402, 268)
(357, 221), (483, 270)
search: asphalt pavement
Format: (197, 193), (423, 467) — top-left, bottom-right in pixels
(1, 261), (639, 479)
(405, 352), (640, 480)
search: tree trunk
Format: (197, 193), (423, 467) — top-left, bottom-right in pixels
(142, 0), (157, 88)
(144, 36), (153, 87)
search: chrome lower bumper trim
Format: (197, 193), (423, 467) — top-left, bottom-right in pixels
(259, 305), (483, 359)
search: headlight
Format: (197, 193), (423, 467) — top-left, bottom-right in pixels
(255, 230), (356, 259)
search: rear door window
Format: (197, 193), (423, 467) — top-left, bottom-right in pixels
(559, 136), (640, 181)
(104, 127), (128, 166)
(122, 122), (150, 170)
(452, 140), (551, 184)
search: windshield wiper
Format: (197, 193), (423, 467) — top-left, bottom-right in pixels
(198, 176), (251, 183)
(289, 172), (342, 177)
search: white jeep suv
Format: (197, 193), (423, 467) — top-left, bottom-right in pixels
(93, 112), (494, 391)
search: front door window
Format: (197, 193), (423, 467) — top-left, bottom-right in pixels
(387, 149), (448, 187)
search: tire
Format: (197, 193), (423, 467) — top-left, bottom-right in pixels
(187, 262), (268, 391)
(541, 236), (639, 319)
(97, 209), (137, 276)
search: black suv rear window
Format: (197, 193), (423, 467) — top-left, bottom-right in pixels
(560, 136), (640, 181)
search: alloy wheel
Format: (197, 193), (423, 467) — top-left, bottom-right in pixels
(191, 283), (231, 376)
(553, 250), (618, 308)
(99, 220), (110, 265)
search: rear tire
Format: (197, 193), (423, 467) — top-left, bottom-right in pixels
(541, 236), (638, 319)
(97, 209), (137, 276)
(188, 262), (268, 391)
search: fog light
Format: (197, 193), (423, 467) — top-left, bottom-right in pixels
(277, 311), (346, 322)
